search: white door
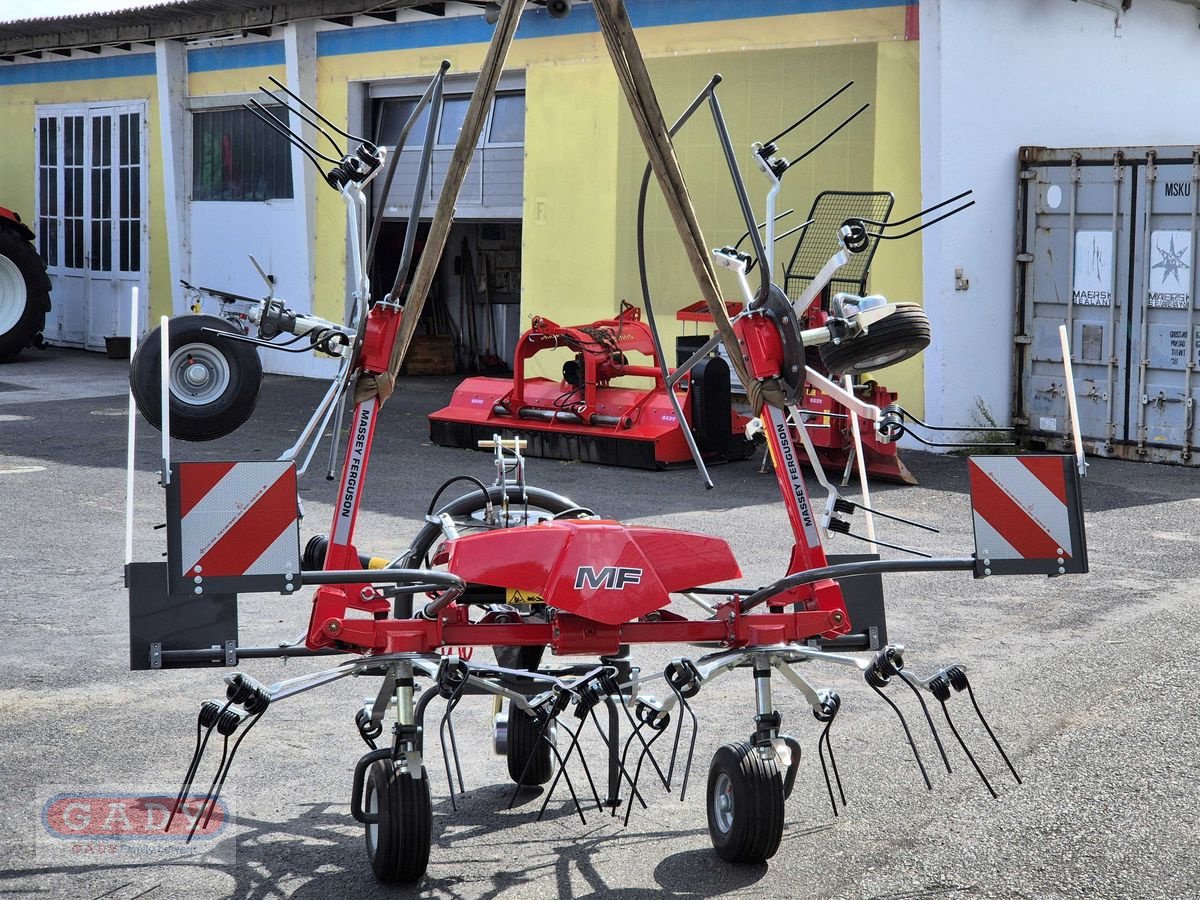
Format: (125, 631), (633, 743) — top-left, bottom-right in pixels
(37, 103), (148, 350)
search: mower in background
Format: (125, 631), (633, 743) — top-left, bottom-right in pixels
(429, 300), (754, 469)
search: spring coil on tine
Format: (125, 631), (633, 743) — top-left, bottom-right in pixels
(877, 405), (906, 442)
(865, 646), (904, 689)
(436, 656), (469, 699)
(936, 665), (1022, 787)
(635, 700), (671, 732)
(813, 689), (841, 723)
(197, 699), (224, 729)
(226, 673), (271, 715)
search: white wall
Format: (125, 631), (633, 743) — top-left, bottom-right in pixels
(919, 0), (1200, 434)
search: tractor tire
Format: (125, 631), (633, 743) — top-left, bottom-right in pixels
(129, 314), (263, 441)
(363, 759), (432, 884)
(0, 225), (51, 363)
(819, 302), (930, 376)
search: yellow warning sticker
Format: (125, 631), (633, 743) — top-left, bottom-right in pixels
(506, 588), (545, 605)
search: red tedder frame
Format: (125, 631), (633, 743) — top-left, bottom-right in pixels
(301, 47), (857, 660)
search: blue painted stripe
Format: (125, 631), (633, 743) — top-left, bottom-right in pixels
(188, 40), (285, 73)
(0, 53), (155, 86)
(317, 0), (907, 58)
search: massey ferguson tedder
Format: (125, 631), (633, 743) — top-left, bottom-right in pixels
(124, 0), (1088, 884)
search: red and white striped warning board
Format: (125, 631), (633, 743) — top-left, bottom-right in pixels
(173, 461), (300, 582)
(968, 455), (1088, 576)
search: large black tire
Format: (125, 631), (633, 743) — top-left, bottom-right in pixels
(706, 742), (785, 864)
(0, 224), (51, 363)
(363, 760), (432, 884)
(129, 314), (263, 441)
(506, 706), (554, 786)
(819, 302), (930, 376)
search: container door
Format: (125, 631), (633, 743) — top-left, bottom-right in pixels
(1018, 151), (1135, 457)
(1127, 153), (1200, 463)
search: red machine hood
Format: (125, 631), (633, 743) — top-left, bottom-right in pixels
(441, 520), (741, 626)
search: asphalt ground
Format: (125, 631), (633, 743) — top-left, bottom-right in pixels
(0, 346), (1197, 900)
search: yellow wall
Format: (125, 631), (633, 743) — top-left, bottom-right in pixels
(0, 4), (921, 406)
(0, 70), (172, 328)
(867, 39), (923, 417)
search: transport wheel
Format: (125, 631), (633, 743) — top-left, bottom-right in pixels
(506, 705), (554, 786)
(819, 302), (930, 376)
(0, 224), (51, 363)
(706, 742), (785, 864)
(363, 759), (432, 884)
(129, 314), (263, 441)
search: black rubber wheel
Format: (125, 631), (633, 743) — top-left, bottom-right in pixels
(506, 706), (554, 786)
(0, 224), (52, 363)
(819, 302), (930, 376)
(129, 314), (263, 441)
(706, 742), (785, 864)
(363, 759), (432, 884)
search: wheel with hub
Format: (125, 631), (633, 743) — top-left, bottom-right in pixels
(506, 705), (554, 786)
(0, 222), (51, 363)
(129, 314), (263, 441)
(819, 301), (930, 376)
(706, 741), (785, 864)
(363, 759), (432, 883)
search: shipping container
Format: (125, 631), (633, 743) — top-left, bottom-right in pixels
(1015, 145), (1200, 464)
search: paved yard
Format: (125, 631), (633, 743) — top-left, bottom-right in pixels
(0, 348), (1196, 899)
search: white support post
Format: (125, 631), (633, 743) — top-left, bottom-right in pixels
(155, 40), (190, 318)
(125, 286), (139, 567)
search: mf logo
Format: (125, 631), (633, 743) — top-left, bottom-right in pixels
(574, 566), (643, 590)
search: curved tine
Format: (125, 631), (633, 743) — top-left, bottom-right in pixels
(187, 734), (230, 842)
(198, 709), (267, 832)
(855, 189), (975, 230)
(247, 99), (340, 165)
(166, 717), (208, 832)
(267, 74), (374, 148)
(784, 103), (870, 171)
(898, 671), (953, 774)
(586, 705), (648, 813)
(892, 406), (1011, 433)
(869, 201), (976, 241)
(614, 697), (672, 792)
(764, 80), (855, 147)
(938, 698), (997, 799)
(962, 679), (1022, 785)
(533, 718), (594, 826)
(438, 692), (465, 811)
(620, 715), (671, 793)
(623, 726), (671, 828)
(265, 92), (346, 159)
(867, 680), (933, 791)
(665, 680), (699, 801)
(817, 720), (842, 815)
(167, 700), (233, 831)
(733, 209), (796, 252)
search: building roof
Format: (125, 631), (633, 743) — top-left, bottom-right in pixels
(0, 0), (458, 56)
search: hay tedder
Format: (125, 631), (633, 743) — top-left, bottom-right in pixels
(124, 1), (1089, 884)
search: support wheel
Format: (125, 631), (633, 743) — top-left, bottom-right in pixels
(706, 742), (785, 864)
(363, 760), (432, 884)
(506, 705), (554, 786)
(129, 314), (263, 441)
(819, 302), (930, 376)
